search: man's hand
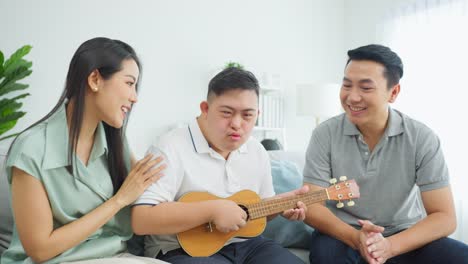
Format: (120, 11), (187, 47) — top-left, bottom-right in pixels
(281, 201), (307, 221)
(210, 200), (247, 233)
(276, 185), (309, 221)
(365, 231), (394, 263)
(357, 220), (386, 264)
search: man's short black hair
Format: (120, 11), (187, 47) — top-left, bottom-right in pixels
(207, 67), (259, 100)
(347, 44), (404, 88)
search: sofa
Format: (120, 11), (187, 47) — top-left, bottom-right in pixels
(263, 150), (313, 263)
(0, 145), (13, 259)
(0, 148), (312, 263)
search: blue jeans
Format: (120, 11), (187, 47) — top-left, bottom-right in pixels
(309, 230), (468, 264)
(157, 236), (304, 264)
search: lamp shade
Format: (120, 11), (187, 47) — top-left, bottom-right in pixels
(296, 83), (341, 117)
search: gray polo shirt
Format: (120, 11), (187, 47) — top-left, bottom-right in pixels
(303, 108), (449, 236)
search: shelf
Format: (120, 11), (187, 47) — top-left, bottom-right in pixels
(256, 86), (285, 149)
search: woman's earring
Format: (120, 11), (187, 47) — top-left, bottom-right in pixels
(92, 87), (98, 92)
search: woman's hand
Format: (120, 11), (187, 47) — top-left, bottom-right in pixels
(113, 154), (166, 207)
(12, 156), (165, 263)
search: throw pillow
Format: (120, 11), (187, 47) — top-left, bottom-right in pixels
(262, 159), (314, 249)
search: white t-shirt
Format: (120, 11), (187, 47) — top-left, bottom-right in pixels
(134, 119), (275, 257)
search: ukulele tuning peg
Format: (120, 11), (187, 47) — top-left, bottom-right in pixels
(339, 176), (348, 182)
(329, 178), (337, 184)
(336, 202), (344, 209)
(347, 200), (355, 207)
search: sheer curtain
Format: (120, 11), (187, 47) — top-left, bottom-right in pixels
(377, 0), (468, 243)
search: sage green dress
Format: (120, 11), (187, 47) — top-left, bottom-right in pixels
(1, 104), (132, 264)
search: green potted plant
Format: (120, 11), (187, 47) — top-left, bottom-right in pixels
(0, 45), (32, 141)
(224, 61), (244, 70)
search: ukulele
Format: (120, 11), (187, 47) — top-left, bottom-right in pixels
(177, 176), (359, 257)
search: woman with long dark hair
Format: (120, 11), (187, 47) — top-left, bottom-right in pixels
(1, 37), (167, 264)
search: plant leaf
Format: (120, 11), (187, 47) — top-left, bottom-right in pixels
(0, 67), (32, 87)
(0, 111), (25, 123)
(0, 45), (32, 139)
(224, 61), (244, 70)
(0, 111), (25, 136)
(3, 45), (32, 70)
(0, 51), (4, 67)
(0, 83), (29, 97)
(0, 93), (30, 114)
(0, 119), (18, 136)
(0, 100), (22, 116)
(0, 51), (4, 77)
(4, 59), (32, 77)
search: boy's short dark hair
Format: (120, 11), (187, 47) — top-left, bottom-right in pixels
(347, 44), (404, 88)
(207, 67), (259, 100)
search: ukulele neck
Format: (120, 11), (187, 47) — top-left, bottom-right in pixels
(246, 189), (328, 219)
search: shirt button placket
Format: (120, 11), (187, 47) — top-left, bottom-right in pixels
(358, 135), (370, 170)
(225, 160), (240, 194)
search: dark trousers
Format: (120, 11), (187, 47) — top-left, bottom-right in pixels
(309, 230), (468, 264)
(157, 236), (304, 264)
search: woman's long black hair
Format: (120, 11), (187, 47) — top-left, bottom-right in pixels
(9, 37), (141, 193)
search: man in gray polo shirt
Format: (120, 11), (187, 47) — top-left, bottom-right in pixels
(303, 44), (468, 264)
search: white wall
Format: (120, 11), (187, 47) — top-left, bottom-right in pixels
(0, 0), (345, 155)
(343, 0), (411, 50)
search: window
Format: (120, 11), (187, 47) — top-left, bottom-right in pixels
(379, 0), (468, 242)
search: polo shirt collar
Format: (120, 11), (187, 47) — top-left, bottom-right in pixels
(42, 104), (108, 170)
(238, 143), (248, 153)
(343, 113), (361, 136)
(386, 107), (404, 137)
(343, 107), (404, 137)
(188, 118), (248, 155)
(188, 119), (211, 154)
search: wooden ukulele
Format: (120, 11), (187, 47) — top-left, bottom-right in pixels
(177, 176), (359, 257)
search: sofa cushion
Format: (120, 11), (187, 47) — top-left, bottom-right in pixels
(262, 158), (314, 249)
(0, 145), (13, 255)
